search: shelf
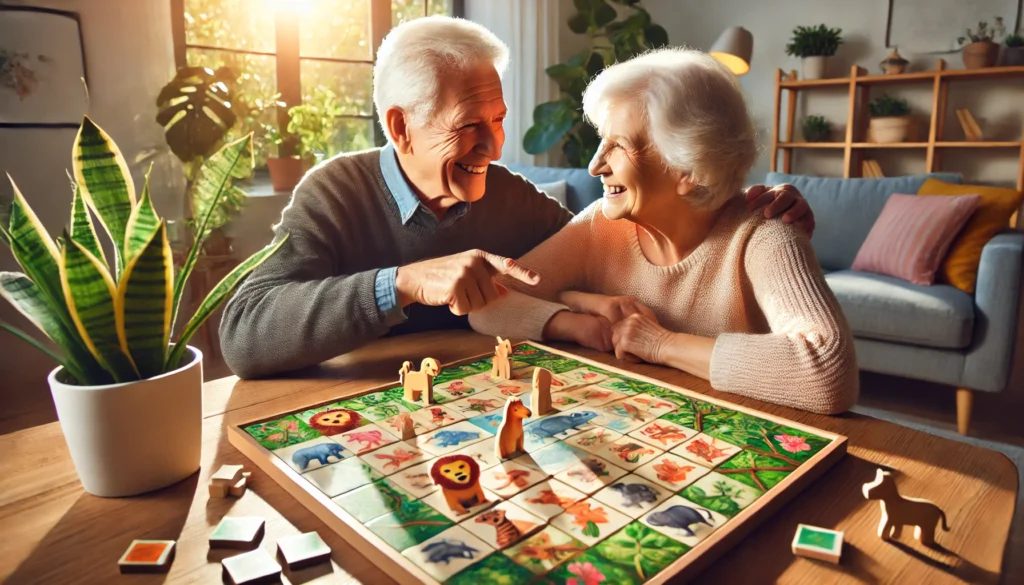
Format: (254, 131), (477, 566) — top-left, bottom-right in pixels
(778, 65), (1024, 89)
(934, 141), (1022, 148)
(856, 71), (938, 85)
(779, 78), (848, 88)
(851, 142), (929, 148)
(777, 142), (846, 149)
(941, 65), (1024, 80)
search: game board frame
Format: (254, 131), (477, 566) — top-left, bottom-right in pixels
(228, 342), (847, 584)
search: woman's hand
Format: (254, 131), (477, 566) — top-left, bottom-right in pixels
(610, 313), (673, 364)
(744, 184), (815, 238)
(560, 291), (656, 326)
(543, 310), (613, 352)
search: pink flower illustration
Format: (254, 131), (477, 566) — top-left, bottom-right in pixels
(566, 561), (605, 585)
(285, 420), (298, 431)
(265, 433), (283, 443)
(775, 433), (810, 453)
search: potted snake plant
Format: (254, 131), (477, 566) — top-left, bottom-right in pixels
(0, 117), (286, 497)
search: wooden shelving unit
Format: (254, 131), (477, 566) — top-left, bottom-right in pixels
(771, 60), (1024, 191)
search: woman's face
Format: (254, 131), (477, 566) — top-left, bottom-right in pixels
(587, 102), (686, 222)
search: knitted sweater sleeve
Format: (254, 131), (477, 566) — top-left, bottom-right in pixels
(709, 221), (859, 414)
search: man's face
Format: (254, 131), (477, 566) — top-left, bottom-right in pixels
(403, 62), (506, 205)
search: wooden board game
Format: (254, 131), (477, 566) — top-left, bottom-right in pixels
(228, 342), (847, 584)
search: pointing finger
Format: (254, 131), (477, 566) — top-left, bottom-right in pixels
(480, 252), (540, 285)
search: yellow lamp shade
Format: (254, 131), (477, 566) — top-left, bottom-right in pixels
(709, 27), (753, 75)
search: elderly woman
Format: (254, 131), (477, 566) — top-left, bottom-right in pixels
(470, 48), (857, 414)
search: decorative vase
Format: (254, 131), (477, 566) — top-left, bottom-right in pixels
(868, 116), (911, 143)
(1002, 46), (1024, 66)
(962, 41), (999, 68)
(48, 346), (204, 497)
(266, 157), (306, 192)
(802, 56), (829, 80)
(880, 49), (909, 75)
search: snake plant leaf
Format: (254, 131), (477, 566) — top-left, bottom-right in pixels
(171, 134), (253, 332)
(73, 116), (136, 277)
(123, 167), (160, 262)
(0, 197), (10, 246)
(69, 181), (105, 265)
(7, 175), (65, 309)
(117, 222), (172, 379)
(155, 66), (238, 165)
(167, 233), (287, 370)
(60, 238), (139, 382)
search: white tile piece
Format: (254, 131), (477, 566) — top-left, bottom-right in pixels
(334, 423), (399, 456)
(634, 452), (711, 491)
(629, 419), (698, 450)
(672, 433), (742, 467)
(509, 479), (588, 520)
(303, 457), (382, 497)
(598, 436), (664, 471)
(478, 460), (546, 498)
(401, 525), (493, 582)
(641, 495), (729, 547)
(462, 500), (545, 549)
(359, 442), (430, 475)
(592, 476), (671, 518)
(386, 459), (441, 498)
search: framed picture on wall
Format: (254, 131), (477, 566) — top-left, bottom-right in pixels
(0, 6), (88, 128)
(886, 0), (1022, 53)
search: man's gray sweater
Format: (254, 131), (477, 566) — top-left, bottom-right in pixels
(219, 149), (572, 378)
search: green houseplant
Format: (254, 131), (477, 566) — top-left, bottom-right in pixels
(523, 0), (669, 167)
(0, 117), (286, 497)
(1002, 32), (1024, 66)
(802, 115), (833, 142)
(785, 24), (843, 80)
(868, 94), (912, 143)
(958, 17), (1004, 68)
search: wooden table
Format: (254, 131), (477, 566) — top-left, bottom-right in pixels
(0, 331), (1016, 584)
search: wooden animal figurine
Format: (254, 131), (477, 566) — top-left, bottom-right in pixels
(862, 468), (950, 546)
(491, 337), (512, 380)
(495, 397), (532, 460)
(400, 358), (440, 403)
(531, 367), (553, 416)
(430, 454), (487, 514)
(398, 414), (416, 440)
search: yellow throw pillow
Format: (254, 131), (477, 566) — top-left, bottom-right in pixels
(917, 178), (1023, 294)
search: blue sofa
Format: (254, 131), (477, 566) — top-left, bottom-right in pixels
(506, 164), (1023, 434)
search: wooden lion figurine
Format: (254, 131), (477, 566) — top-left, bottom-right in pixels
(430, 454), (487, 515)
(491, 337), (512, 380)
(862, 468), (950, 546)
(399, 357), (440, 404)
(495, 397), (532, 459)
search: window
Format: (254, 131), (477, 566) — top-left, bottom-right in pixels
(170, 0), (458, 166)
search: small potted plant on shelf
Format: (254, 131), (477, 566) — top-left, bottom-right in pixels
(0, 117), (287, 497)
(1002, 32), (1024, 66)
(958, 17), (1005, 68)
(802, 115), (833, 142)
(785, 24), (843, 80)
(868, 93), (912, 143)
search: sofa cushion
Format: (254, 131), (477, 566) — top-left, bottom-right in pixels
(825, 270), (975, 349)
(504, 164), (603, 213)
(765, 172), (963, 270)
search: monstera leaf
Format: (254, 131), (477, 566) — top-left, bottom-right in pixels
(156, 66), (238, 166)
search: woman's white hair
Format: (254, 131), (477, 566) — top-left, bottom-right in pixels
(582, 47), (758, 209)
(373, 16), (509, 141)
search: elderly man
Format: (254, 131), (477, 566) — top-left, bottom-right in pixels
(219, 16), (813, 379)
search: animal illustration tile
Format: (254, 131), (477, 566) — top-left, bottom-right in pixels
(411, 405), (465, 433)
(244, 415), (321, 450)
(450, 437), (501, 471)
(334, 423), (398, 456)
(446, 391), (506, 416)
(549, 497), (632, 547)
(634, 452), (711, 491)
(599, 436), (663, 470)
(621, 394), (678, 417)
(559, 367), (609, 386)
(564, 427), (623, 454)
(549, 373), (580, 392)
(596, 401), (658, 433)
(364, 500), (453, 552)
(478, 460), (545, 498)
(524, 407), (600, 441)
(303, 456), (383, 497)
(562, 385), (627, 407)
(549, 391), (587, 411)
(401, 525), (494, 582)
(380, 412), (428, 438)
(510, 479), (588, 520)
(421, 487), (499, 522)
(360, 442), (429, 475)
(411, 421), (487, 456)
(463, 371), (506, 389)
(463, 500), (544, 549)
(273, 437), (353, 474)
(433, 378), (485, 403)
(679, 471), (763, 518)
(465, 411), (504, 435)
(503, 525), (587, 575)
(386, 459), (440, 499)
(672, 433), (742, 467)
(641, 495), (728, 547)
(490, 378), (532, 397)
(443, 552), (535, 585)
(514, 442), (589, 476)
(593, 476), (671, 518)
(553, 455), (629, 494)
(630, 419), (698, 450)
(331, 479), (418, 524)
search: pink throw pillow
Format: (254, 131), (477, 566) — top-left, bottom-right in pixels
(852, 193), (980, 285)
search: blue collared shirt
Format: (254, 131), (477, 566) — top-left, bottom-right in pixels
(374, 144), (471, 322)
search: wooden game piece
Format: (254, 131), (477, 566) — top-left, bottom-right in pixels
(791, 524), (843, 564)
(491, 337), (512, 379)
(229, 477), (247, 497)
(242, 471), (252, 478)
(117, 539), (175, 573)
(398, 414), (417, 440)
(399, 358), (440, 403)
(495, 397), (532, 460)
(430, 454), (488, 515)
(210, 516), (266, 550)
(210, 464), (244, 497)
(276, 532), (332, 570)
(862, 468), (950, 546)
(530, 367), (553, 416)
(222, 548), (282, 585)
(209, 482), (229, 498)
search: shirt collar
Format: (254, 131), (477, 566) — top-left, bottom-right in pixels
(380, 142), (421, 225)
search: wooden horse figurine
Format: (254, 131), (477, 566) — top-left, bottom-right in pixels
(400, 358), (440, 404)
(862, 468), (950, 546)
(495, 397), (532, 459)
(531, 367), (553, 415)
(491, 337), (512, 380)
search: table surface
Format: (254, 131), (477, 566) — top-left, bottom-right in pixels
(0, 331), (1017, 585)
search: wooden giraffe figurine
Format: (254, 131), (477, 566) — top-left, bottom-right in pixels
(531, 367), (553, 415)
(862, 468), (950, 546)
(491, 337), (512, 380)
(495, 397), (532, 460)
(400, 358), (440, 404)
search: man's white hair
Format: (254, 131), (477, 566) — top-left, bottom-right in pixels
(373, 16), (509, 141)
(582, 47), (758, 209)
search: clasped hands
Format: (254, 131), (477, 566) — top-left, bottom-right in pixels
(549, 292), (671, 364)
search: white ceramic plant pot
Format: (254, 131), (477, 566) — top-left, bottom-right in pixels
(869, 116), (911, 144)
(48, 346), (203, 497)
(802, 56), (829, 80)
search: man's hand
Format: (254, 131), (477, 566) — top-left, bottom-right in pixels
(395, 249), (539, 315)
(744, 184), (815, 238)
(611, 313), (672, 364)
(560, 291), (657, 326)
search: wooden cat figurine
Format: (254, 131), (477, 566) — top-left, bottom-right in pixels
(862, 468), (949, 546)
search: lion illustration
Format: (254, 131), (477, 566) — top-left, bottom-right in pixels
(308, 408), (361, 435)
(430, 454), (487, 515)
